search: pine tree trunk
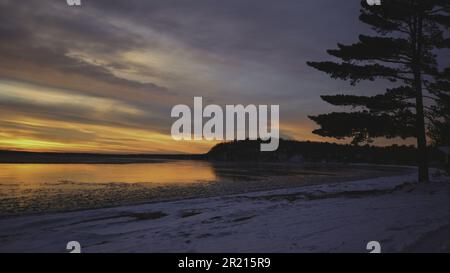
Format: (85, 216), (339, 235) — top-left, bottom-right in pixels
(414, 74), (429, 182)
(413, 12), (429, 182)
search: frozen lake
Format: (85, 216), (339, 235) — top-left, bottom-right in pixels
(0, 161), (410, 217)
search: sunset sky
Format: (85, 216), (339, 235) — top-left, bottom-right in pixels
(0, 0), (437, 154)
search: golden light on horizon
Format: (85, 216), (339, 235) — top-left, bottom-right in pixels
(0, 79), (215, 154)
(0, 78), (314, 154)
(0, 112), (218, 154)
(0, 77), (413, 154)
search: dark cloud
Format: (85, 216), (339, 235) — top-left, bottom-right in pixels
(86, 0), (368, 72)
(0, 0), (168, 96)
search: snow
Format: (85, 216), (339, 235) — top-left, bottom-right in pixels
(0, 170), (449, 253)
(438, 146), (450, 155)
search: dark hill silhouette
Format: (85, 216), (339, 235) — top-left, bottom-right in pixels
(207, 139), (442, 166)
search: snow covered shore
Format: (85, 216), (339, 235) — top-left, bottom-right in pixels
(0, 171), (449, 253)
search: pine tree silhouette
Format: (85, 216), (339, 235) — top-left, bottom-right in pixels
(307, 0), (450, 182)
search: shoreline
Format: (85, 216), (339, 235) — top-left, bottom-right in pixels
(1, 171), (448, 252)
(0, 163), (412, 218)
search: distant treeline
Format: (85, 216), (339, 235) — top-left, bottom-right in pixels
(207, 139), (444, 166)
(0, 150), (202, 164)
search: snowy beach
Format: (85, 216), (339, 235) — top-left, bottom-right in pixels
(0, 170), (449, 253)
